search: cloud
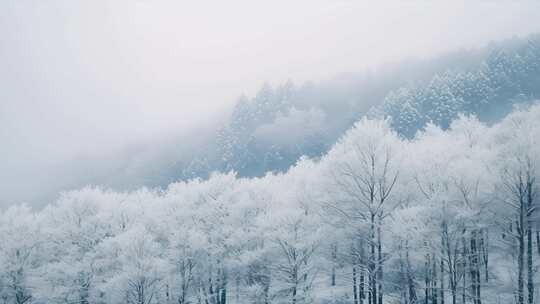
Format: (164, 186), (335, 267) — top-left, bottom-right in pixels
(254, 108), (326, 148)
(0, 0), (539, 207)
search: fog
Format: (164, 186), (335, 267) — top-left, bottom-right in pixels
(1, 0), (540, 207)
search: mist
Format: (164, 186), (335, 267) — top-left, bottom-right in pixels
(1, 0), (540, 207)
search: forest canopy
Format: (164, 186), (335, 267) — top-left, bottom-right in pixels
(1, 103), (538, 304)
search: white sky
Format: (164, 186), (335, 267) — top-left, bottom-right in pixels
(1, 0), (540, 206)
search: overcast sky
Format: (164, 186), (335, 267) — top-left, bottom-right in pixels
(1, 0), (540, 207)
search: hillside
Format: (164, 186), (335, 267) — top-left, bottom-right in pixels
(172, 34), (540, 181)
(371, 34), (540, 136)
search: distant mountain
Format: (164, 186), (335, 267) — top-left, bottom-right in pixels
(167, 35), (539, 181)
(370, 34), (540, 137)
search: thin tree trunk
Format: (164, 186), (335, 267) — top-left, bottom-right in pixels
(536, 226), (540, 256)
(518, 219), (525, 304)
(470, 230), (482, 304)
(441, 257), (445, 304)
(527, 225), (533, 304)
(377, 222), (383, 304)
(480, 230), (488, 283)
(425, 253), (430, 304)
(399, 243), (407, 304)
(220, 268), (227, 304)
(370, 213), (377, 304)
(527, 179), (534, 304)
(353, 264), (359, 304)
(331, 243), (337, 287)
(432, 254), (438, 304)
(235, 275), (240, 304)
(360, 237), (366, 302)
(462, 236), (467, 304)
(360, 238), (366, 302)
(406, 243), (417, 304)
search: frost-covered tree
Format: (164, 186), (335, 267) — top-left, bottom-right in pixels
(0, 205), (41, 304)
(492, 105), (540, 304)
(322, 118), (402, 304)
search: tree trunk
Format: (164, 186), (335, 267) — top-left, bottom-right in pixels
(220, 268), (227, 304)
(406, 243), (417, 304)
(331, 243), (337, 287)
(425, 253), (430, 304)
(536, 226), (540, 256)
(440, 258), (445, 304)
(527, 224), (533, 304)
(432, 255), (438, 304)
(370, 213), (377, 304)
(208, 265), (215, 304)
(518, 219), (525, 304)
(399, 243), (407, 304)
(377, 221), (383, 304)
(480, 230), (488, 283)
(360, 237), (366, 302)
(527, 179), (534, 304)
(235, 275), (240, 304)
(353, 264), (359, 304)
(469, 230), (482, 304)
(292, 263), (298, 304)
(462, 236), (467, 304)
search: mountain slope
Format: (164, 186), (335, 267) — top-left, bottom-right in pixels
(371, 34), (540, 137)
(174, 34), (540, 180)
